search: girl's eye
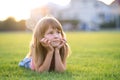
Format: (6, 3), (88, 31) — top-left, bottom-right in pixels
(57, 31), (61, 34)
(48, 31), (53, 34)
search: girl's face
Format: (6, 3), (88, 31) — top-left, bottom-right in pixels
(44, 27), (62, 47)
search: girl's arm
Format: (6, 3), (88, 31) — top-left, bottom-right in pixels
(25, 52), (32, 58)
(38, 38), (54, 72)
(54, 39), (68, 72)
(55, 48), (66, 72)
(38, 51), (53, 72)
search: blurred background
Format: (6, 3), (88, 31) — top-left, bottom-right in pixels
(0, 0), (120, 31)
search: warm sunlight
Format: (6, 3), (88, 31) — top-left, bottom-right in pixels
(0, 0), (114, 21)
(0, 0), (70, 21)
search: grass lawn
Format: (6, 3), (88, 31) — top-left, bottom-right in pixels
(0, 31), (120, 80)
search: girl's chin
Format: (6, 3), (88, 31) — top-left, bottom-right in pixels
(51, 41), (60, 47)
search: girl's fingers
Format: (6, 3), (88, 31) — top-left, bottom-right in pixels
(62, 38), (67, 43)
(60, 39), (66, 45)
(40, 38), (51, 46)
(40, 38), (47, 43)
(60, 42), (64, 47)
(48, 40), (51, 44)
(58, 40), (64, 48)
(40, 38), (45, 42)
(46, 39), (51, 46)
(43, 38), (47, 44)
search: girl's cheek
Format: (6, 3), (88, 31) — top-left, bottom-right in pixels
(59, 35), (62, 40)
(44, 35), (53, 41)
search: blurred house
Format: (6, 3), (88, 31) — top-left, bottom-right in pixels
(27, 0), (119, 31)
(58, 0), (113, 31)
(26, 6), (50, 30)
(110, 0), (120, 29)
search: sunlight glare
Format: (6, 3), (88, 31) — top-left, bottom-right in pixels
(0, 0), (71, 21)
(98, 0), (115, 5)
(49, 0), (71, 6)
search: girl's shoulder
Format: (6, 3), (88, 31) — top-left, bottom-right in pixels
(30, 42), (35, 48)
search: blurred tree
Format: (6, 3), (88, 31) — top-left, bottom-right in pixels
(17, 20), (26, 31)
(100, 21), (116, 29)
(0, 17), (26, 31)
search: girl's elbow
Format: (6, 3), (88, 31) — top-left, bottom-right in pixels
(60, 68), (66, 72)
(55, 67), (66, 72)
(37, 66), (49, 73)
(37, 68), (48, 73)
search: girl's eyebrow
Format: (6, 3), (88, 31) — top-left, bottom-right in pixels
(57, 29), (61, 32)
(46, 29), (53, 33)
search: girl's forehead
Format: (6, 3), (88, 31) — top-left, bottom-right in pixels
(48, 26), (60, 31)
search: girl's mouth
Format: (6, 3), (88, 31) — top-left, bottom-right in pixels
(51, 39), (61, 47)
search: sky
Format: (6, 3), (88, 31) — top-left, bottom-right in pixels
(0, 0), (114, 21)
(98, 0), (115, 5)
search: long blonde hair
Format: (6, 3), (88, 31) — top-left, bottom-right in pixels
(30, 16), (70, 70)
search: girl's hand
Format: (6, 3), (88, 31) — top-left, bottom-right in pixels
(40, 38), (54, 52)
(55, 39), (67, 50)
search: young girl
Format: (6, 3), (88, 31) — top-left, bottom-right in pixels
(19, 16), (70, 72)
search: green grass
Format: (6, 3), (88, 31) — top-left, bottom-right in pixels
(0, 31), (120, 80)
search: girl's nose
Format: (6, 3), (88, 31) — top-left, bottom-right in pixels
(54, 33), (59, 38)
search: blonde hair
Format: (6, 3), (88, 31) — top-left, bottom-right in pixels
(29, 16), (70, 71)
